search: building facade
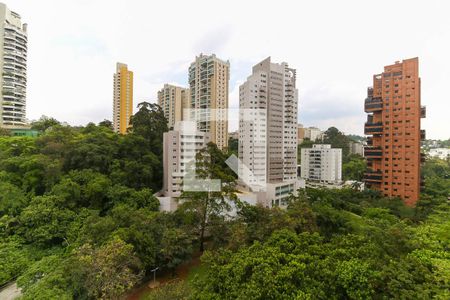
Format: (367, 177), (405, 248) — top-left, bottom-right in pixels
(0, 3), (27, 128)
(297, 124), (305, 143)
(301, 144), (342, 184)
(304, 126), (323, 141)
(428, 148), (450, 160)
(162, 121), (209, 198)
(113, 62), (133, 134)
(349, 141), (364, 156)
(298, 125), (323, 144)
(238, 57), (299, 207)
(157, 84), (190, 130)
(364, 58), (425, 206)
(189, 54), (229, 150)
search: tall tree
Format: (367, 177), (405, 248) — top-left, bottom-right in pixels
(31, 116), (61, 132)
(179, 143), (237, 251)
(323, 126), (351, 161)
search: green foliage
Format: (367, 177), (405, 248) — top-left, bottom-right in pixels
(30, 115), (61, 132)
(160, 228), (193, 273)
(298, 127), (358, 164)
(98, 119), (113, 130)
(0, 127), (11, 136)
(0, 182), (28, 216)
(1, 117), (448, 299)
(323, 126), (351, 160)
(227, 136), (238, 157)
(179, 142), (237, 252)
(342, 154), (367, 181)
(17, 255), (73, 300)
(191, 187), (448, 299)
(0, 238), (30, 285)
(17, 195), (77, 245)
(74, 237), (144, 299)
(143, 280), (191, 300)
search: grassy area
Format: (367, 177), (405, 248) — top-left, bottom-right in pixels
(133, 260), (208, 300)
(186, 263), (208, 284)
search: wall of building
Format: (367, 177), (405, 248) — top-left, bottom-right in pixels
(113, 63), (133, 134)
(162, 121), (209, 198)
(301, 144), (342, 184)
(189, 54), (229, 150)
(157, 84), (190, 130)
(364, 58), (423, 205)
(239, 57), (298, 187)
(0, 3), (28, 128)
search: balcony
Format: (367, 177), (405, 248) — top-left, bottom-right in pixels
(364, 97), (383, 112)
(420, 106), (426, 118)
(420, 152), (426, 163)
(364, 122), (383, 135)
(364, 170), (382, 182)
(420, 130), (426, 140)
(364, 146), (382, 159)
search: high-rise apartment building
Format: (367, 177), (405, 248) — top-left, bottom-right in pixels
(162, 121), (209, 198)
(0, 3), (27, 128)
(301, 144), (342, 184)
(189, 54), (229, 150)
(364, 58), (425, 206)
(239, 57), (298, 184)
(113, 62), (133, 134)
(238, 57), (299, 207)
(157, 84), (190, 130)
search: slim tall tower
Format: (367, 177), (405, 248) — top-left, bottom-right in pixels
(364, 57), (425, 206)
(239, 57), (298, 185)
(157, 84), (190, 130)
(113, 62), (133, 134)
(0, 3), (27, 128)
(188, 54), (229, 150)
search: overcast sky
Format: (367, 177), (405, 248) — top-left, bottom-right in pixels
(8, 0), (450, 139)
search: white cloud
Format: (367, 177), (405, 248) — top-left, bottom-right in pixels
(8, 0), (450, 138)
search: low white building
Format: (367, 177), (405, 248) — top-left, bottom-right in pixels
(301, 144), (342, 185)
(162, 121), (209, 198)
(428, 148), (450, 160)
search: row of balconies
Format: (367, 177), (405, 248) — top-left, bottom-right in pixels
(364, 146), (382, 159)
(364, 97), (383, 113)
(364, 170), (383, 182)
(364, 122), (383, 135)
(420, 129), (426, 140)
(420, 106), (426, 118)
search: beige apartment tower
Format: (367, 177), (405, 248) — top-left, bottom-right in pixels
(157, 84), (190, 130)
(0, 3), (27, 128)
(239, 57), (298, 185)
(113, 62), (133, 134)
(189, 54), (229, 150)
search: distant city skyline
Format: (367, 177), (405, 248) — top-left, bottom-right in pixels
(7, 0), (450, 139)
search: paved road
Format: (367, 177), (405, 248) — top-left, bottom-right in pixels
(0, 282), (21, 300)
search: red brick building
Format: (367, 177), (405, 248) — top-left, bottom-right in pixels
(364, 58), (425, 206)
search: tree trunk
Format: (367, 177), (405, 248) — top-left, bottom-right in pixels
(200, 224), (205, 252)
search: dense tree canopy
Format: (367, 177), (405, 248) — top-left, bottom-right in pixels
(0, 105), (172, 298)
